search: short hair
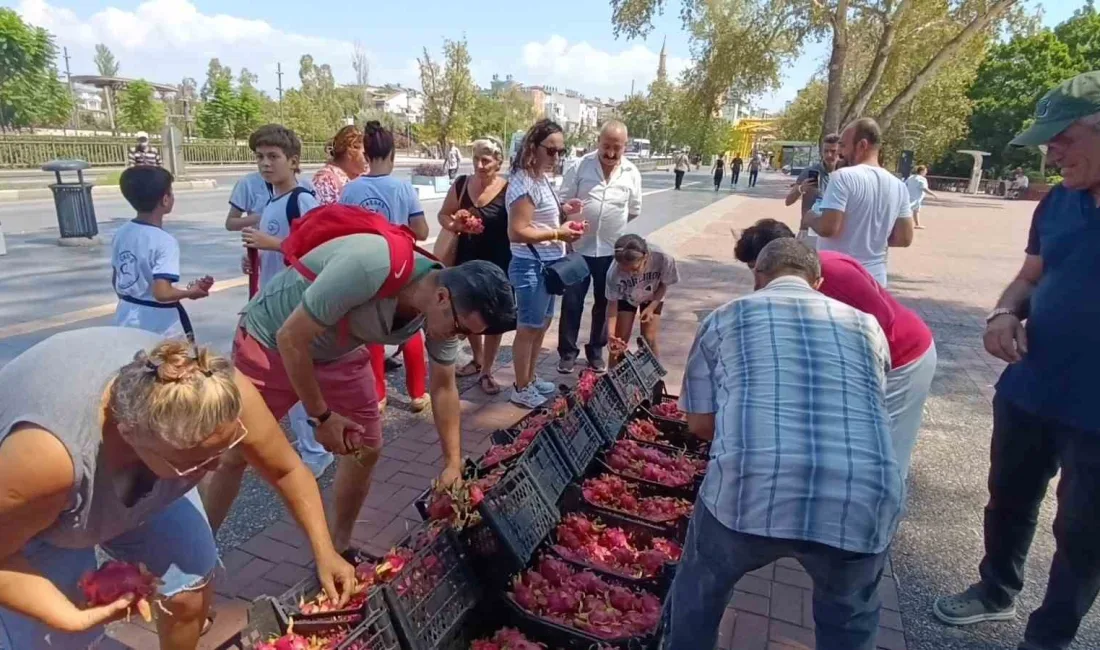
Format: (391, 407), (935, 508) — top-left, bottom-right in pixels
(328, 125), (363, 160)
(249, 124), (302, 160)
(518, 119), (564, 174)
(440, 260), (517, 334)
(915, 164), (928, 174)
(471, 137), (504, 162)
(613, 233), (649, 264)
(600, 119), (628, 139)
(734, 218), (795, 265)
(363, 120), (395, 160)
(846, 117), (882, 149)
(120, 166), (174, 212)
(822, 133), (841, 146)
(755, 238), (821, 283)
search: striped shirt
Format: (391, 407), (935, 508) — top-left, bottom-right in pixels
(679, 275), (902, 554)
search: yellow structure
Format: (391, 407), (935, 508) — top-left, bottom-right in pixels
(724, 117), (777, 159)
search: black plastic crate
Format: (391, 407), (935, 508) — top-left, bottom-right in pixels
(609, 355), (647, 410)
(561, 482), (692, 543)
(584, 375), (630, 445)
(515, 427), (573, 503)
(478, 462), (561, 575)
(275, 569), (384, 635)
(622, 414), (710, 457)
(224, 591), (400, 650)
(589, 454), (700, 502)
(383, 522), (481, 650)
(221, 598), (280, 650)
(630, 336), (667, 391)
(545, 404), (605, 477)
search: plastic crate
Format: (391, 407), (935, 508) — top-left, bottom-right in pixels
(545, 404), (605, 478)
(515, 428), (573, 503)
(584, 375), (630, 445)
(226, 591), (400, 650)
(383, 523), (481, 650)
(622, 413), (709, 457)
(608, 355), (647, 410)
(589, 455), (699, 502)
(630, 336), (667, 391)
(561, 482), (692, 543)
(501, 585), (662, 650)
(275, 567), (383, 635)
(478, 462), (561, 575)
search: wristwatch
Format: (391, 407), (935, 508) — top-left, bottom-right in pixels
(985, 307), (1018, 324)
(306, 409), (333, 429)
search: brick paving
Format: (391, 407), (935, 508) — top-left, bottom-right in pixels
(104, 181), (1042, 650)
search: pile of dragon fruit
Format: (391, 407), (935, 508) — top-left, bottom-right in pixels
(453, 209), (485, 234)
(605, 439), (705, 488)
(575, 370), (600, 403)
(509, 557), (662, 640)
(255, 620), (372, 650)
(426, 467), (505, 529)
(551, 513), (681, 579)
(651, 400), (686, 422)
(581, 474), (693, 524)
(470, 627), (544, 649)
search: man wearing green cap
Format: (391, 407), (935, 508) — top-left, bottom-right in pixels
(933, 70), (1100, 650)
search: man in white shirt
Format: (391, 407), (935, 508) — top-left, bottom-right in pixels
(803, 117), (914, 286)
(445, 141), (461, 180)
(557, 120), (643, 373)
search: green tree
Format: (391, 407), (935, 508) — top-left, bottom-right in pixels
(617, 94), (654, 142)
(200, 58), (232, 102)
(195, 76), (236, 138)
(0, 9), (72, 130)
(93, 43), (119, 76)
(116, 79), (165, 132)
(1054, 1), (1100, 71)
(470, 87), (535, 145)
(774, 80), (827, 143)
(418, 38), (478, 153)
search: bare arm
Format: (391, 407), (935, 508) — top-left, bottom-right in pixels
(275, 307), (329, 419)
(806, 208), (845, 237)
(437, 184), (462, 231)
(888, 217), (914, 247)
(983, 254), (1043, 363)
(784, 184), (802, 206)
(225, 207), (260, 231)
(0, 427), (134, 631)
(507, 196), (573, 244)
(151, 278), (202, 303)
(686, 414), (715, 441)
(428, 360), (462, 475)
(997, 255), (1043, 315)
(409, 215), (430, 241)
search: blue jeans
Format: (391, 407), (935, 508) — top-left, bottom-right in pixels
(663, 503), (888, 650)
(509, 255), (557, 329)
(0, 489), (218, 649)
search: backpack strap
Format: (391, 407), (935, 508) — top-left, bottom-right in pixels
(284, 186), (315, 226)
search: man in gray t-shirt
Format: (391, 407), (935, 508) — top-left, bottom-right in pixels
(786, 134), (841, 215)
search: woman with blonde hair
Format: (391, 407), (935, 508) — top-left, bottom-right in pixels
(0, 327), (355, 650)
(437, 136), (512, 393)
(312, 124), (367, 205)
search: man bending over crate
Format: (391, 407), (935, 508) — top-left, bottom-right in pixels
(201, 204), (516, 553)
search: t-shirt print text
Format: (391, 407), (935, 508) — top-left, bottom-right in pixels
(359, 197), (391, 219)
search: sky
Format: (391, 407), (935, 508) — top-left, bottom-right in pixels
(4, 0), (1089, 111)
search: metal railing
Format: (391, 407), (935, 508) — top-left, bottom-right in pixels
(0, 136), (332, 169)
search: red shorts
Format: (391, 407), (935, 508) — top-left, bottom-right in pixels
(232, 328), (383, 449)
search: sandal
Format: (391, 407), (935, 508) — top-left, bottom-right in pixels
(456, 361), (482, 378)
(478, 374), (502, 395)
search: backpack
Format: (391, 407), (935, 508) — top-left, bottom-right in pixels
(246, 186), (317, 298)
(284, 186), (315, 225)
(280, 203), (436, 298)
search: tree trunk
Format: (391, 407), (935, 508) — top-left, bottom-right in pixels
(877, 0), (1018, 132)
(841, 0), (909, 125)
(821, 0), (850, 138)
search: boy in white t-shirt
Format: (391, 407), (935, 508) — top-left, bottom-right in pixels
(111, 166), (213, 339)
(904, 165), (937, 230)
(238, 125), (332, 477)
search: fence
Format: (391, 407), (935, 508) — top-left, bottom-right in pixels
(926, 175), (1007, 196)
(0, 136), (332, 169)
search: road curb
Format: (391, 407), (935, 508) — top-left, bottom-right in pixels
(0, 178), (218, 203)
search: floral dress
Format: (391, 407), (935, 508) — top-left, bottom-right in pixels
(312, 164), (351, 205)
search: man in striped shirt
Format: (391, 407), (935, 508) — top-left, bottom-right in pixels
(665, 238), (903, 650)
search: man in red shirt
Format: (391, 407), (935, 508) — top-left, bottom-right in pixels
(735, 219), (936, 479)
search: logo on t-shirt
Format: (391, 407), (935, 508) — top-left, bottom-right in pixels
(359, 197), (392, 219)
(116, 251), (139, 290)
(265, 218), (281, 234)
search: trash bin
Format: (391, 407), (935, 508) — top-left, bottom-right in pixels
(41, 159), (98, 241)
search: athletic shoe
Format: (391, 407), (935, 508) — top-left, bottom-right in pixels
(532, 375), (557, 395)
(558, 357), (576, 374)
(587, 356), (607, 373)
(510, 384), (548, 409)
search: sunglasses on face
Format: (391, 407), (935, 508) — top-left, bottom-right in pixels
(540, 144), (567, 158)
(147, 420), (250, 477)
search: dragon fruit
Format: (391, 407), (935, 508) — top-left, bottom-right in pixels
(551, 513), (681, 579)
(581, 474), (693, 523)
(605, 439), (697, 487)
(470, 627), (546, 649)
(78, 561), (160, 623)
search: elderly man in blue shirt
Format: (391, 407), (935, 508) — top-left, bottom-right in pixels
(666, 238), (902, 650)
(933, 71), (1100, 650)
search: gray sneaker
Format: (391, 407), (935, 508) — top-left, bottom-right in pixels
(933, 585), (1016, 626)
(510, 384), (547, 409)
(558, 357), (576, 374)
(587, 356), (607, 373)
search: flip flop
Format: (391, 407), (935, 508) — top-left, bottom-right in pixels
(478, 374), (502, 395)
(456, 361), (482, 378)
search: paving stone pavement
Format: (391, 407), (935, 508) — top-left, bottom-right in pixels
(103, 184), (1093, 650)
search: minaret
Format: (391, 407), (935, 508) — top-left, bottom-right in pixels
(657, 36), (667, 82)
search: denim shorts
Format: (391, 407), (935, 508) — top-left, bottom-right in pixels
(509, 255), (558, 328)
(0, 488), (218, 649)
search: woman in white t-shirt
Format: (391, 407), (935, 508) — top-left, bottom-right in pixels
(605, 234), (678, 367)
(506, 119), (584, 408)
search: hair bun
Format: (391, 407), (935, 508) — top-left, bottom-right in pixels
(364, 120), (383, 132)
(144, 340), (206, 383)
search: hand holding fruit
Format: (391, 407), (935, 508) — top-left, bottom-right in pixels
(557, 220), (586, 243)
(314, 550), (357, 608)
(609, 336), (628, 353)
(563, 198), (584, 215)
(452, 209), (484, 234)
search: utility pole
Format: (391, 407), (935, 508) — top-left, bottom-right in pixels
(276, 63), (285, 121)
(63, 47), (76, 132)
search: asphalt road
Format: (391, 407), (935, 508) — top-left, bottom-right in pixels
(0, 166), (728, 553)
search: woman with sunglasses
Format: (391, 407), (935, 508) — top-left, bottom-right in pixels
(506, 119), (585, 408)
(0, 328), (356, 650)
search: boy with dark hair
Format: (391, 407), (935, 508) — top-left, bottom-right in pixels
(237, 124), (329, 475)
(224, 124), (315, 232)
(111, 166), (213, 339)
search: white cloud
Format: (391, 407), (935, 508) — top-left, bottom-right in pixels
(15, 0), (418, 91)
(518, 36), (690, 101)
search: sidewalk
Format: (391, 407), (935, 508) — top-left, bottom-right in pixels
(101, 181), (906, 650)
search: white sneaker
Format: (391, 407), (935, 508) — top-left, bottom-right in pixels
(532, 375), (557, 395)
(510, 384), (548, 409)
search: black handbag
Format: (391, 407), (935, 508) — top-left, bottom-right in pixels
(527, 178), (590, 295)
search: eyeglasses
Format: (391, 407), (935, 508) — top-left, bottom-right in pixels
(148, 420), (250, 477)
(540, 144), (567, 158)
(449, 299), (472, 338)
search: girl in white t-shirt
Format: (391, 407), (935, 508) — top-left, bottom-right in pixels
(606, 234), (679, 366)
